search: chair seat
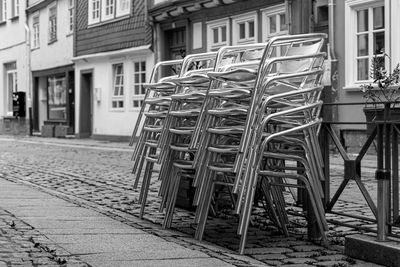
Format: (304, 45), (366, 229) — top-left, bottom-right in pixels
(168, 74), (210, 86)
(170, 108), (201, 117)
(208, 68), (258, 82)
(207, 126), (244, 135)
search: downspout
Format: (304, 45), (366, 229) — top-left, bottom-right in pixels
(286, 0), (293, 34)
(328, 0), (338, 119)
(24, 22), (33, 135)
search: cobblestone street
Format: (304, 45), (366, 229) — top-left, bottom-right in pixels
(0, 136), (386, 266)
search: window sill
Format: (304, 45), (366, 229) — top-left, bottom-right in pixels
(10, 16), (19, 22)
(66, 32), (73, 37)
(110, 108), (125, 112)
(87, 14), (130, 29)
(31, 46), (40, 51)
(0, 21), (6, 27)
(48, 39), (57, 45)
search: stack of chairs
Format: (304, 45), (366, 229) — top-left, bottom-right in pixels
(189, 33), (327, 253)
(130, 33), (328, 254)
(129, 59), (183, 218)
(160, 44), (268, 228)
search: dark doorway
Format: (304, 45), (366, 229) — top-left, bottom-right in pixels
(68, 71), (75, 132)
(79, 71), (93, 138)
(165, 27), (186, 60)
(32, 77), (39, 131)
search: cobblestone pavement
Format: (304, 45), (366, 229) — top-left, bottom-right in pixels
(0, 136), (388, 266)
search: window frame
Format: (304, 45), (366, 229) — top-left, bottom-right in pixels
(88, 0), (100, 24)
(6, 68), (17, 114)
(0, 0), (7, 22)
(32, 12), (40, 49)
(206, 18), (230, 51)
(68, 0), (74, 33)
(48, 3), (57, 44)
(261, 4), (288, 42)
(88, 0), (131, 26)
(11, 0), (19, 18)
(231, 11), (258, 45)
(344, 0), (389, 88)
(111, 63), (125, 110)
(131, 60), (146, 110)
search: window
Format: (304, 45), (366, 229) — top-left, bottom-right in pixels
(5, 63), (17, 114)
(261, 4), (288, 41)
(232, 12), (258, 45)
(206, 18), (230, 51)
(48, 76), (67, 120)
(345, 0), (387, 86)
(116, 0), (130, 17)
(68, 0), (74, 32)
(112, 63), (124, 109)
(48, 4), (57, 43)
(32, 13), (40, 48)
(132, 61), (146, 108)
(102, 0), (114, 21)
(0, 0), (6, 22)
(88, 0), (100, 24)
(88, 0), (130, 25)
(11, 0), (19, 18)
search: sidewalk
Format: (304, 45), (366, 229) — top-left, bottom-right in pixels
(0, 178), (259, 267)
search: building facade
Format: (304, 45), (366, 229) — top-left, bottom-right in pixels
(27, 0), (75, 137)
(73, 0), (153, 140)
(0, 0), (29, 135)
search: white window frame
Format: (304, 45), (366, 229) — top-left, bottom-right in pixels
(32, 12), (40, 49)
(344, 0), (389, 89)
(206, 18), (230, 51)
(11, 0), (19, 18)
(48, 3), (57, 43)
(102, 0), (114, 21)
(261, 4), (288, 42)
(89, 0), (131, 25)
(68, 0), (74, 33)
(0, 0), (7, 22)
(232, 12), (258, 45)
(131, 60), (146, 109)
(6, 68), (17, 114)
(116, 0), (130, 17)
(111, 63), (125, 110)
(88, 0), (100, 25)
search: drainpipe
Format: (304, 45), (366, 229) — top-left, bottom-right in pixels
(327, 0), (338, 122)
(286, 0), (293, 34)
(24, 22), (33, 135)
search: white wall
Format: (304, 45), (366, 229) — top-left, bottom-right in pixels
(0, 0), (29, 117)
(74, 50), (154, 137)
(29, 0), (73, 71)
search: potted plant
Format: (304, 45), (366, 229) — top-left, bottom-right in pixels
(361, 54), (400, 134)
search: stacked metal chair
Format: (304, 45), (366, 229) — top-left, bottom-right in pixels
(159, 45), (268, 228)
(129, 59), (183, 218)
(189, 33), (328, 253)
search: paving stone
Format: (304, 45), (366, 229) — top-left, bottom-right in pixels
(313, 261), (349, 267)
(292, 245), (324, 252)
(245, 247), (293, 255)
(252, 253), (288, 261)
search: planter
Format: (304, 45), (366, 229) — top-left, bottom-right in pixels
(363, 106), (400, 135)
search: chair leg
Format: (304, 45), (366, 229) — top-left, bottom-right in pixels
(139, 160), (154, 219)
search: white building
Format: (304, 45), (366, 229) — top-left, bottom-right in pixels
(0, 0), (29, 134)
(27, 0), (75, 136)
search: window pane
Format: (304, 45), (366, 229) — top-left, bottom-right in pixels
(239, 23), (245, 39)
(141, 86), (146, 94)
(141, 62), (146, 71)
(269, 16), (276, 33)
(213, 28), (218, 43)
(357, 34), (368, 56)
(221, 26), (226, 42)
(357, 9), (368, 32)
(112, 101), (117, 108)
(374, 32), (385, 54)
(134, 62), (139, 71)
(248, 21), (254, 38)
(134, 85), (139, 95)
(373, 6), (384, 30)
(357, 58), (369, 80)
(141, 73), (146, 83)
(134, 73), (139, 83)
(133, 100), (139, 107)
(280, 14), (286, 31)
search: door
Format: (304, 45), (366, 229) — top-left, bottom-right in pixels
(165, 27), (186, 60)
(79, 71), (92, 138)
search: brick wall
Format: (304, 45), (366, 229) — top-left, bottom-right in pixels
(75, 0), (152, 57)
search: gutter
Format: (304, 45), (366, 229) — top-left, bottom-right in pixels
(72, 45), (152, 62)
